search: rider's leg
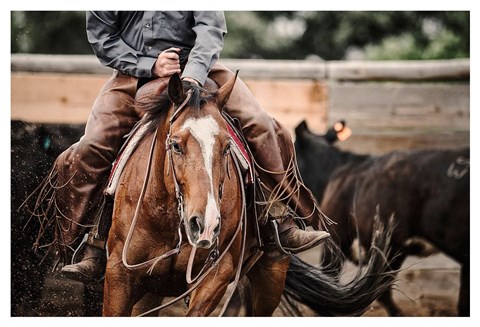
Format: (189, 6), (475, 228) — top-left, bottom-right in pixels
(209, 63), (330, 253)
(61, 74), (172, 283)
(49, 71), (140, 282)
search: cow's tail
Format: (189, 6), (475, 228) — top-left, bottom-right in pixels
(282, 214), (396, 316)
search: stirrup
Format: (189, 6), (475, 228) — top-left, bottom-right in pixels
(70, 232), (107, 265)
(270, 220), (292, 255)
(270, 218), (329, 254)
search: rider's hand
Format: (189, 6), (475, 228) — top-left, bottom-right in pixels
(152, 47), (181, 78)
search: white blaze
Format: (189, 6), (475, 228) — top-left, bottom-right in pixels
(181, 116), (220, 236)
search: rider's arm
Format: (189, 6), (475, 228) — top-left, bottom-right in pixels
(86, 11), (157, 78)
(181, 11), (227, 86)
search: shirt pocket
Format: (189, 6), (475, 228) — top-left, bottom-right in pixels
(152, 12), (192, 42)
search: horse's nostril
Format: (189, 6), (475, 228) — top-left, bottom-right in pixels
(213, 219), (221, 237)
(189, 216), (204, 235)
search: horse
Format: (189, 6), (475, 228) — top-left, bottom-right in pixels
(294, 120), (470, 316)
(103, 71), (271, 316)
(99, 72), (398, 317)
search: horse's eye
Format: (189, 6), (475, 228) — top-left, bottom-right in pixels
(171, 142), (182, 154)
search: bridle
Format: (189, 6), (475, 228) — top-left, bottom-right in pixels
(164, 90), (221, 284)
(121, 89), (247, 316)
(120, 92), (193, 272)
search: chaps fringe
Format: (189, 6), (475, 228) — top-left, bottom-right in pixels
(19, 166), (95, 266)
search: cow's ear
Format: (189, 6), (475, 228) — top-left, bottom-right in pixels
(295, 120), (309, 137)
(334, 121), (352, 141)
(337, 127), (352, 141)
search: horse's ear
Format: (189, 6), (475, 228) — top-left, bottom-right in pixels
(217, 70), (239, 109)
(168, 73), (185, 105)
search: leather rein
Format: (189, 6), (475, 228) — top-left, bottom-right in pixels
(120, 91), (248, 316)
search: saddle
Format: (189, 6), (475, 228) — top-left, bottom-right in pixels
(105, 121), (152, 196)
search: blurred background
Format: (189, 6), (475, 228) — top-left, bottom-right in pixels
(11, 11), (470, 151)
(11, 11), (469, 60)
(10, 11), (470, 317)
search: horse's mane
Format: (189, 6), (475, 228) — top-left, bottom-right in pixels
(136, 81), (217, 135)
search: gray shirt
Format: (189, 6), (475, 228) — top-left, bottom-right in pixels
(86, 11), (227, 85)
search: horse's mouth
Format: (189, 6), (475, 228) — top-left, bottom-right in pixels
(187, 234), (217, 249)
(195, 239), (214, 249)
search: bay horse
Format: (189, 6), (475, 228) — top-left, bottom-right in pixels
(98, 73), (395, 316)
(103, 72), (286, 316)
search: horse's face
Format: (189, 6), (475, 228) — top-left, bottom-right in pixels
(166, 73), (237, 249)
(169, 110), (231, 248)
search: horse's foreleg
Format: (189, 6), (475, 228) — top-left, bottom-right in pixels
(222, 276), (252, 316)
(132, 293), (165, 317)
(186, 253), (235, 317)
(247, 253), (290, 316)
(102, 256), (144, 316)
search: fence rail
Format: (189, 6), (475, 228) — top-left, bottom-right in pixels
(11, 54), (470, 154)
(11, 54), (470, 81)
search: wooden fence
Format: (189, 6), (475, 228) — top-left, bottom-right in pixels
(11, 54), (469, 154)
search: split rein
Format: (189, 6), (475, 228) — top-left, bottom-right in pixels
(120, 91), (248, 316)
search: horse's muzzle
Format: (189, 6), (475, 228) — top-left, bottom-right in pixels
(187, 215), (220, 249)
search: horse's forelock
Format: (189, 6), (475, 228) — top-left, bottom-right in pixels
(137, 81), (219, 134)
(187, 83), (216, 112)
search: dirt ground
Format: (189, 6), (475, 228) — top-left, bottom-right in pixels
(36, 250), (461, 317)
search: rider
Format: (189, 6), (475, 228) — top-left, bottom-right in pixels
(39, 11), (331, 283)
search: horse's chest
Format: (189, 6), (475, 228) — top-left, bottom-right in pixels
(140, 252), (209, 296)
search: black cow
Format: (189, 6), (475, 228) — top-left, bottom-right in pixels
(11, 120), (87, 316)
(294, 120), (470, 316)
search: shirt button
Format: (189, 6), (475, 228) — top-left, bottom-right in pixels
(145, 23), (151, 28)
(148, 46), (152, 50)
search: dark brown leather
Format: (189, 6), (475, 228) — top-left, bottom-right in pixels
(61, 245), (106, 283)
(53, 70), (142, 247)
(277, 218), (330, 253)
(209, 63), (326, 230)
